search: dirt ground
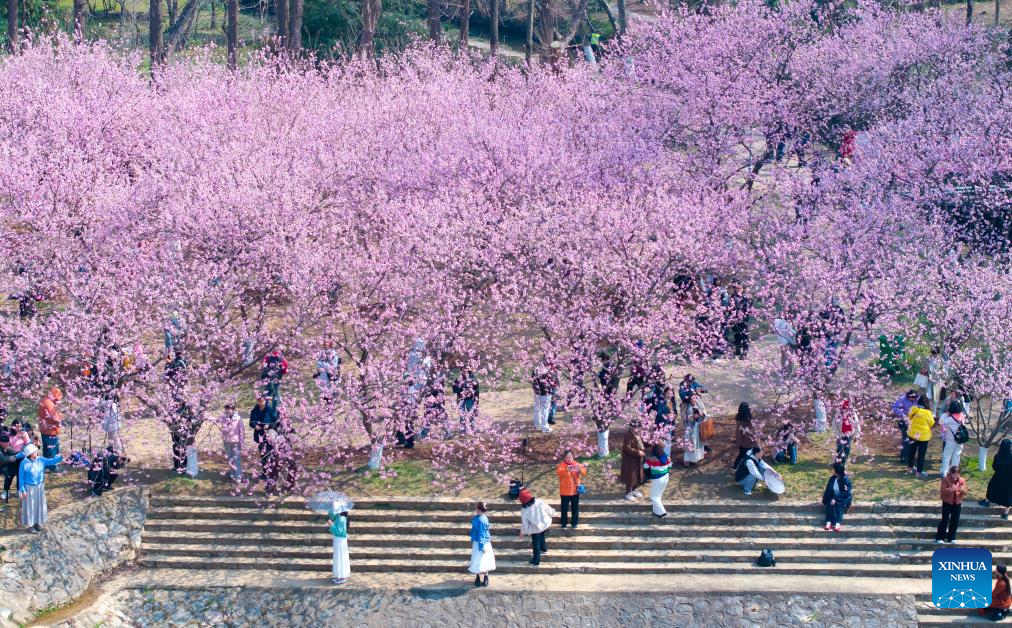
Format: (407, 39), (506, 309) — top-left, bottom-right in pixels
(1, 334), (993, 528)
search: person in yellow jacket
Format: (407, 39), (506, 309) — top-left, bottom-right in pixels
(906, 395), (935, 478)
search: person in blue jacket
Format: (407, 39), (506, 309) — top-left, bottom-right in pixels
(18, 443), (62, 533)
(468, 501), (495, 587)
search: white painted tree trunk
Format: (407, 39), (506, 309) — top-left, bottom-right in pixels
(979, 445), (988, 472)
(814, 398), (827, 433)
(368, 443), (384, 470)
(597, 429), (609, 458)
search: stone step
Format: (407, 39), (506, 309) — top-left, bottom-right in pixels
(142, 505), (1012, 529)
(137, 554), (931, 577)
(140, 530), (1011, 553)
(139, 519), (1012, 541)
(146, 495), (970, 515)
(922, 614), (999, 622)
(914, 592), (1005, 625)
(137, 543), (1012, 566)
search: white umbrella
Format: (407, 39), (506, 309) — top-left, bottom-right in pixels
(763, 468), (786, 495)
(306, 490), (354, 514)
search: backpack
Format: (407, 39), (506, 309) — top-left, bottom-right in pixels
(508, 479), (522, 499)
(757, 548), (776, 567)
(953, 423), (970, 445)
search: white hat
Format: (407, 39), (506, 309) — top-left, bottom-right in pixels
(23, 444), (38, 457)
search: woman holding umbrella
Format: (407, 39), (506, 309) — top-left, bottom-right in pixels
(307, 491), (354, 585)
(329, 506), (350, 585)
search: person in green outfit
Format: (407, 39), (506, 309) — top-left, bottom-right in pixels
(329, 507), (350, 585)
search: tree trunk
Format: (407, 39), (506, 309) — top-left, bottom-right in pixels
(524, 0), (534, 61)
(6, 0), (17, 53)
(426, 0), (441, 41)
(358, 0), (380, 56)
(73, 0), (89, 37)
(538, 0), (556, 56)
(965, 0), (972, 24)
(597, 0), (616, 36)
(209, 0), (215, 29)
(276, 0), (288, 48)
(164, 0), (206, 54)
(616, 0), (625, 36)
(149, 0), (165, 68)
(167, 0), (177, 23)
(489, 0), (498, 56)
(995, 0), (999, 25)
(288, 0), (302, 50)
(367, 442), (384, 470)
(597, 428), (609, 458)
(458, 0), (469, 48)
(226, 0), (237, 70)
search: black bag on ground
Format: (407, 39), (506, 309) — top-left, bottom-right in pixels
(508, 479), (522, 499)
(757, 548), (776, 567)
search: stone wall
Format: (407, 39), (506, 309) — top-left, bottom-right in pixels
(0, 486), (147, 624)
(64, 587), (918, 627)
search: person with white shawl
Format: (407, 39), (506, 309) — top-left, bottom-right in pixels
(683, 407), (706, 467)
(18, 444), (62, 533)
(518, 488), (556, 566)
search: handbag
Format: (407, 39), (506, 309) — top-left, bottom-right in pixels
(699, 418), (715, 441)
(577, 483), (586, 494)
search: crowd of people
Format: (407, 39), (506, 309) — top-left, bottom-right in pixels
(6, 333), (1012, 614)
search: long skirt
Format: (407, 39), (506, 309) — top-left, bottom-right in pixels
(332, 537), (351, 579)
(684, 423), (704, 464)
(21, 483), (47, 528)
(650, 473), (669, 516)
(468, 540), (496, 574)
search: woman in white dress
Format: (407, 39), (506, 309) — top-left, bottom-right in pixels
(328, 509), (350, 585)
(683, 407), (705, 467)
(468, 501), (495, 586)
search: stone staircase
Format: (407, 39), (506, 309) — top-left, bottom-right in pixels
(138, 496), (1012, 625)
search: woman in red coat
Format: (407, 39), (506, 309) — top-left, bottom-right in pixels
(980, 564), (1012, 620)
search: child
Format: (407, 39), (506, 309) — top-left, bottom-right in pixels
(834, 400), (857, 466)
(328, 507), (350, 585)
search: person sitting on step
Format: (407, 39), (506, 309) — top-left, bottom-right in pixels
(980, 564), (1012, 621)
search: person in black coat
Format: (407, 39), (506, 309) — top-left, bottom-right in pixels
(0, 433), (19, 502)
(822, 463), (852, 532)
(980, 439), (1012, 520)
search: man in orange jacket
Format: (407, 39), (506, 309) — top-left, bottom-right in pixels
(38, 387), (64, 471)
(556, 450), (587, 530)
